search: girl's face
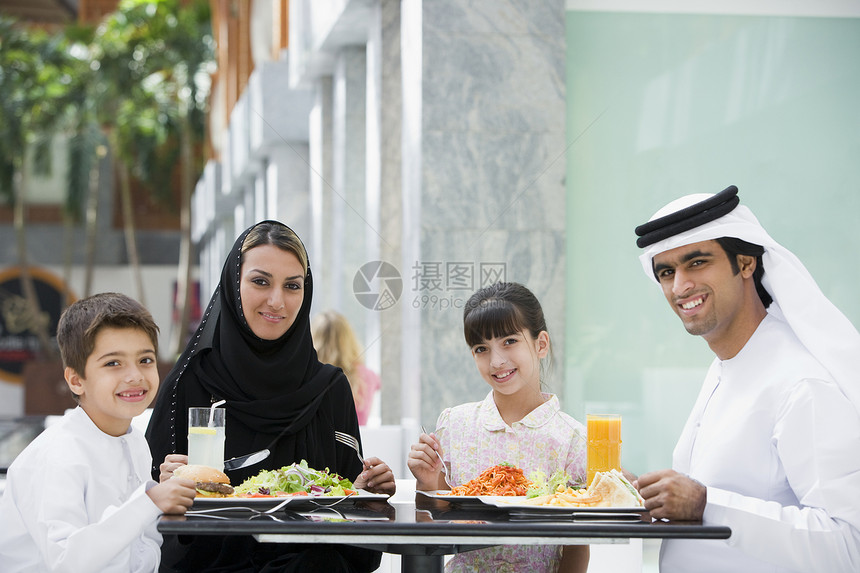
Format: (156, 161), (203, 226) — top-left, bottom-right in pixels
(240, 244), (306, 340)
(470, 329), (549, 398)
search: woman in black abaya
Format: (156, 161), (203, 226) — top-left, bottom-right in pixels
(146, 221), (394, 572)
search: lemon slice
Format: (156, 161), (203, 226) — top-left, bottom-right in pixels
(189, 426), (218, 435)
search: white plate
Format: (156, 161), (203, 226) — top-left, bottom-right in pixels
(416, 490), (521, 506)
(192, 489), (389, 510)
(477, 496), (647, 513)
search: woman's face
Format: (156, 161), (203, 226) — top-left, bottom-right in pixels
(239, 244), (306, 340)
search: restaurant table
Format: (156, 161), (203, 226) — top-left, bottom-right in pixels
(158, 494), (731, 573)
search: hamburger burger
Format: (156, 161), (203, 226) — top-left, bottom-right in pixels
(173, 464), (234, 497)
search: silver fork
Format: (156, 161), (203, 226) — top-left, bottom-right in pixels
(334, 431), (364, 467)
(421, 425), (454, 490)
(187, 497), (294, 517)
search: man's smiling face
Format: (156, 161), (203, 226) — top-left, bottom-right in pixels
(652, 239), (749, 346)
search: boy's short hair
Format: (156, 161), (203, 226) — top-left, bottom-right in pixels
(57, 293), (159, 377)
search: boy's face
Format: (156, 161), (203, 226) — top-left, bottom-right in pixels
(65, 326), (159, 437)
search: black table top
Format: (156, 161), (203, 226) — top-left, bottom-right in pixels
(158, 494), (731, 548)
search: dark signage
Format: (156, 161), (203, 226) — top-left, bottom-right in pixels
(0, 267), (76, 382)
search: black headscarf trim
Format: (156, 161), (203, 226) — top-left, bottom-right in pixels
(635, 185), (739, 248)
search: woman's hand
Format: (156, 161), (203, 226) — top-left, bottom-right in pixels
(407, 431), (447, 491)
(159, 453), (189, 483)
(353, 456), (396, 495)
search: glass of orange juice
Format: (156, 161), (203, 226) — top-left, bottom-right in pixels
(586, 414), (622, 487)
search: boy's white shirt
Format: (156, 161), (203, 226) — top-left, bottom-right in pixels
(0, 406), (163, 572)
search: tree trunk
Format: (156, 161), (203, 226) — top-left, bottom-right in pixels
(62, 211), (74, 303)
(114, 149), (146, 307)
(169, 115), (196, 357)
(83, 148), (104, 297)
(12, 166), (56, 359)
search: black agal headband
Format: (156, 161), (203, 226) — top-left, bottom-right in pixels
(634, 185), (740, 248)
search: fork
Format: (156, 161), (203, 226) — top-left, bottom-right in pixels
(187, 497), (294, 517)
(334, 431), (364, 467)
(421, 425), (454, 490)
(308, 491), (356, 516)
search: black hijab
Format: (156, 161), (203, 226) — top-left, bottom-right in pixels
(146, 221), (362, 486)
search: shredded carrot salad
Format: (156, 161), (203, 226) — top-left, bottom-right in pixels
(449, 464), (532, 496)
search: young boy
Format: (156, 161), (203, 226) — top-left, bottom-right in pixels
(0, 292), (196, 572)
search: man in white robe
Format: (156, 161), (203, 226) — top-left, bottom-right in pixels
(633, 186), (860, 572)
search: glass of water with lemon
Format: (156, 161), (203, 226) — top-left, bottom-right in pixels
(188, 407), (226, 470)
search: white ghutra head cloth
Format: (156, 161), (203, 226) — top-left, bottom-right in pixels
(635, 185), (860, 414)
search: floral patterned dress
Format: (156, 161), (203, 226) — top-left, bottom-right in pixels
(436, 391), (587, 572)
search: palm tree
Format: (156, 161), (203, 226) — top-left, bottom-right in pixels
(2, 2), (214, 360)
(0, 17), (77, 358)
(131, 0), (214, 355)
(56, 23), (108, 298)
(89, 0), (214, 350)
(88, 9), (155, 306)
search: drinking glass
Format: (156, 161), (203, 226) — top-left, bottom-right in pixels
(586, 414), (622, 487)
(188, 407), (226, 470)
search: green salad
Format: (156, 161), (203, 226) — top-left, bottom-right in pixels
(233, 459), (355, 496)
(526, 468), (580, 498)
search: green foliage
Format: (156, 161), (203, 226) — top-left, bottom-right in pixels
(0, 0), (214, 214)
(90, 0), (214, 206)
(0, 17), (76, 203)
(66, 123), (104, 221)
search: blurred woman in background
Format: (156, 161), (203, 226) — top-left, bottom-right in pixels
(312, 310), (381, 425)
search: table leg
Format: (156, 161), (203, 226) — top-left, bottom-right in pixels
(400, 554), (444, 573)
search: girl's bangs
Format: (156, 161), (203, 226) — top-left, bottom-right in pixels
(464, 298), (524, 347)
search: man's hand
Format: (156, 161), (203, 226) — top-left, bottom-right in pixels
(635, 469), (707, 521)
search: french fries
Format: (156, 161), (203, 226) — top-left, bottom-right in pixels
(518, 470), (644, 508)
(519, 485), (598, 507)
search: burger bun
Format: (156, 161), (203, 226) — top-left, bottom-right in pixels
(173, 464), (234, 497)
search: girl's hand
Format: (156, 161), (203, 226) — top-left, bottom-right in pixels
(407, 431), (448, 491)
(159, 453), (188, 483)
(354, 457), (396, 495)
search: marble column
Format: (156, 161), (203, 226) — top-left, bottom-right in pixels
(402, 0), (568, 426)
(309, 77), (334, 312)
(331, 47), (368, 339)
(367, 0), (403, 424)
(269, 143), (312, 243)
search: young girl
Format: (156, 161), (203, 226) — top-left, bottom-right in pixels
(407, 282), (589, 573)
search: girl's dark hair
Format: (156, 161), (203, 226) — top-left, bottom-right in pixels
(715, 237), (773, 308)
(463, 282), (548, 348)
